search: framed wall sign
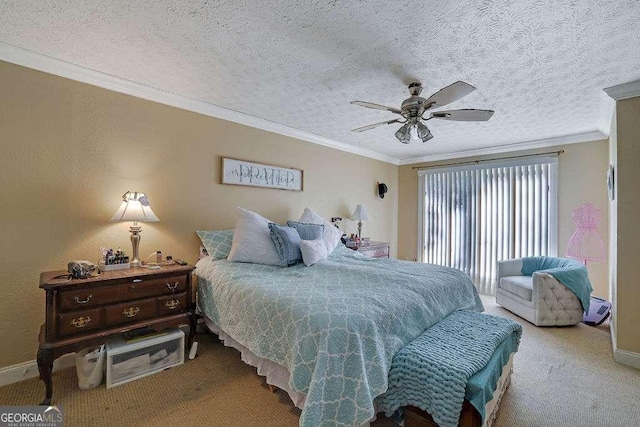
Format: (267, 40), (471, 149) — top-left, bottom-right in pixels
(221, 157), (303, 191)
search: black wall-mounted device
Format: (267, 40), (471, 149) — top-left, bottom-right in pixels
(377, 182), (388, 199)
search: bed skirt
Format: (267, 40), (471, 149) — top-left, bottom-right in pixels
(204, 317), (513, 427)
(204, 318), (308, 409)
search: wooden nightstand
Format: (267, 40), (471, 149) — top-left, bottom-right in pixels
(36, 263), (195, 405)
(356, 241), (390, 258)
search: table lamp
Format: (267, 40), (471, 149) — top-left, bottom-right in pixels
(111, 191), (159, 267)
(350, 204), (370, 241)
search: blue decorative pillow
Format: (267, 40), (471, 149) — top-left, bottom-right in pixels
(196, 229), (234, 260)
(286, 221), (325, 240)
(268, 223), (302, 266)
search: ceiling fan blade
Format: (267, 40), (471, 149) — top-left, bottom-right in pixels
(350, 101), (402, 115)
(423, 81), (476, 110)
(351, 119), (401, 133)
(429, 109), (494, 122)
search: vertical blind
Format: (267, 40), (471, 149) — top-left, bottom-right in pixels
(418, 157), (558, 294)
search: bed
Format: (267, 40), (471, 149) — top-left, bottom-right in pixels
(196, 244), (517, 426)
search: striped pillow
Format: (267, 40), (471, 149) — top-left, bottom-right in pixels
(269, 223), (302, 267)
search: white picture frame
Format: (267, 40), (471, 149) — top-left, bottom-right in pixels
(221, 157), (303, 191)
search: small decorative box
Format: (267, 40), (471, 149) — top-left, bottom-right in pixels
(98, 259), (130, 272)
(98, 246), (130, 271)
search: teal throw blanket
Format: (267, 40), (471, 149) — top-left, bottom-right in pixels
(465, 328), (520, 419)
(521, 256), (592, 312)
(377, 310), (522, 427)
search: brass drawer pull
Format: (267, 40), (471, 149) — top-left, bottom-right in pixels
(132, 279), (142, 283)
(122, 307), (140, 318)
(165, 300), (181, 310)
(74, 294), (93, 304)
(166, 282), (178, 291)
(71, 316), (91, 328)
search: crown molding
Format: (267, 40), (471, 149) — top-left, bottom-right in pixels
(398, 130), (607, 165)
(0, 42), (399, 165)
(604, 80), (640, 101)
(597, 91), (615, 137)
(0, 41), (617, 167)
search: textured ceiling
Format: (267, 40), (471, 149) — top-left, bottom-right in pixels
(1, 0), (640, 162)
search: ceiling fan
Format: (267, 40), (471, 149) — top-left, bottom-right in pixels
(350, 81), (494, 144)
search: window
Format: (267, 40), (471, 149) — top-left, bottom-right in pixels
(417, 156), (558, 294)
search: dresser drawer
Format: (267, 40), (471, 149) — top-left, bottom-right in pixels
(157, 293), (187, 316)
(59, 275), (187, 311)
(58, 308), (103, 337)
(122, 275), (187, 300)
(105, 298), (158, 326)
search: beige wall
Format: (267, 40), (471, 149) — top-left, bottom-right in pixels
(398, 140), (611, 299)
(0, 61), (398, 368)
(613, 96), (640, 354)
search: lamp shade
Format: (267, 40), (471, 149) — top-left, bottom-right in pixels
(350, 204), (370, 221)
(111, 191), (159, 222)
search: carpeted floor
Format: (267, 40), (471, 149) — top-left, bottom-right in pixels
(1, 295), (639, 426)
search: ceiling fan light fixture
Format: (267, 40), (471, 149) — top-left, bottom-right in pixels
(395, 123), (411, 144)
(416, 122), (433, 143)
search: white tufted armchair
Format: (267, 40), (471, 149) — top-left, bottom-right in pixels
(496, 258), (583, 326)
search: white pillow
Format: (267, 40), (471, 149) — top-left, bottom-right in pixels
(227, 207), (281, 266)
(299, 208), (342, 254)
(299, 239), (328, 266)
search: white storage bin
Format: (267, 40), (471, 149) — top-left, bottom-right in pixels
(106, 328), (184, 388)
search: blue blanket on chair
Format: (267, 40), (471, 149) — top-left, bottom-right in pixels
(521, 256), (593, 312)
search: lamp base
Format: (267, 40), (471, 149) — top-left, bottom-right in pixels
(129, 225), (142, 267)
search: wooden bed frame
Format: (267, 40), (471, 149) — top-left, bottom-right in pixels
(265, 353), (513, 427)
(265, 384), (486, 427)
(405, 402), (482, 427)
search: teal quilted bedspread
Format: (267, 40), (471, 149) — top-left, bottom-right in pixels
(196, 246), (483, 426)
(377, 310), (522, 427)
